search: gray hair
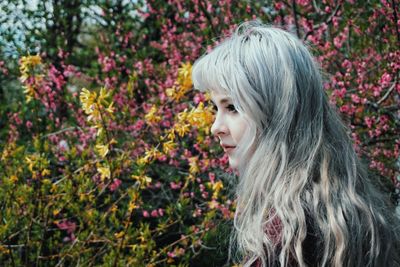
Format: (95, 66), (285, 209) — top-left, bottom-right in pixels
(192, 21), (400, 267)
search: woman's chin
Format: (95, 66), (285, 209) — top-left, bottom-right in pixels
(228, 157), (238, 170)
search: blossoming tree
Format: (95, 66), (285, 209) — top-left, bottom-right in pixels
(0, 0), (399, 265)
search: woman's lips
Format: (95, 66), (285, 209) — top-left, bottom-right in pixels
(222, 146), (236, 153)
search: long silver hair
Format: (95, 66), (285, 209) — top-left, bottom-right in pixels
(192, 21), (400, 267)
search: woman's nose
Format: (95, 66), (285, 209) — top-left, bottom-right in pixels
(211, 115), (228, 137)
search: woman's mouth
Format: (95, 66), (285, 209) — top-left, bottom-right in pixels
(222, 145), (236, 153)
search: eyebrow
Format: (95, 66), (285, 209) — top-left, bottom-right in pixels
(210, 97), (232, 105)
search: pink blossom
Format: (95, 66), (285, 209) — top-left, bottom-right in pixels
(56, 219), (77, 241)
(351, 94), (361, 104)
(199, 184), (205, 192)
(26, 120), (33, 129)
(142, 210), (150, 218)
(109, 179), (122, 191)
(342, 59), (352, 70)
(158, 208), (164, 216)
(151, 209), (159, 217)
(364, 116), (375, 128)
(208, 172), (215, 183)
(170, 181), (182, 189)
(274, 2), (284, 10)
(193, 208), (202, 217)
(380, 72), (392, 88)
(56, 219), (76, 234)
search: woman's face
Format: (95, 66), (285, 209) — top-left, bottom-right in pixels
(210, 90), (249, 170)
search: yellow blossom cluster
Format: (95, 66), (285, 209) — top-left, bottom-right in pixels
(136, 146), (163, 165)
(95, 138), (117, 158)
(80, 87), (115, 124)
(185, 102), (214, 135)
(25, 153), (51, 179)
(177, 62), (192, 91)
(211, 180), (224, 199)
(166, 102), (214, 140)
(19, 55), (44, 103)
(80, 87), (116, 182)
(19, 55), (42, 82)
(188, 157), (200, 174)
(23, 84), (37, 103)
(97, 164), (111, 181)
(166, 62), (193, 101)
(162, 140), (176, 155)
(131, 174), (152, 189)
(154, 99), (214, 163)
(144, 105), (162, 125)
(127, 190), (140, 212)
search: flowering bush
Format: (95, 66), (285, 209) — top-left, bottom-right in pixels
(0, 0), (399, 266)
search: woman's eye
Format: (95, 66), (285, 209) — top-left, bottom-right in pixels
(226, 104), (237, 113)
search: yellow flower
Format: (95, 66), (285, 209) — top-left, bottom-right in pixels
(0, 245), (9, 255)
(80, 88), (97, 115)
(25, 153), (50, 178)
(41, 169), (51, 177)
(8, 175), (18, 183)
(132, 174), (152, 189)
(110, 204), (118, 213)
(166, 87), (176, 99)
(162, 140), (176, 154)
(94, 123), (104, 136)
(166, 86), (187, 101)
(177, 62), (192, 91)
(53, 209), (60, 216)
(19, 55), (42, 81)
(23, 85), (36, 103)
(188, 157), (199, 174)
(145, 147), (160, 159)
(144, 105), (161, 124)
(177, 109), (189, 123)
(128, 201), (138, 212)
(187, 102), (214, 134)
(212, 180), (224, 199)
(204, 92), (211, 101)
(97, 165), (111, 180)
(96, 143), (109, 158)
(136, 157), (149, 165)
(25, 156), (35, 172)
(209, 200), (219, 209)
(114, 231), (125, 239)
(98, 87), (110, 103)
(166, 129), (176, 141)
(136, 146), (161, 165)
(105, 101), (115, 114)
(87, 106), (101, 122)
(174, 122), (190, 137)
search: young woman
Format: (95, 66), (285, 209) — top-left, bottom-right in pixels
(192, 21), (400, 267)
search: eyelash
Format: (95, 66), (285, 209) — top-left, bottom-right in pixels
(226, 104), (238, 113)
(212, 104), (237, 113)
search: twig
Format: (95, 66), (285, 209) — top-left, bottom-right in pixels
(377, 79), (397, 105)
(198, 0), (218, 37)
(304, 2), (343, 41)
(41, 126), (83, 138)
(391, 0), (400, 45)
(291, 0), (301, 38)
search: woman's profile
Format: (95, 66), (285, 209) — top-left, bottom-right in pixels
(192, 21), (400, 267)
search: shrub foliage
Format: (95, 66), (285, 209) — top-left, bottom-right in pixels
(0, 0), (399, 266)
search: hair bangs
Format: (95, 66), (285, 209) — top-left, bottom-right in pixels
(192, 41), (239, 96)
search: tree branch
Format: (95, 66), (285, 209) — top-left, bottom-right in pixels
(291, 0), (301, 38)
